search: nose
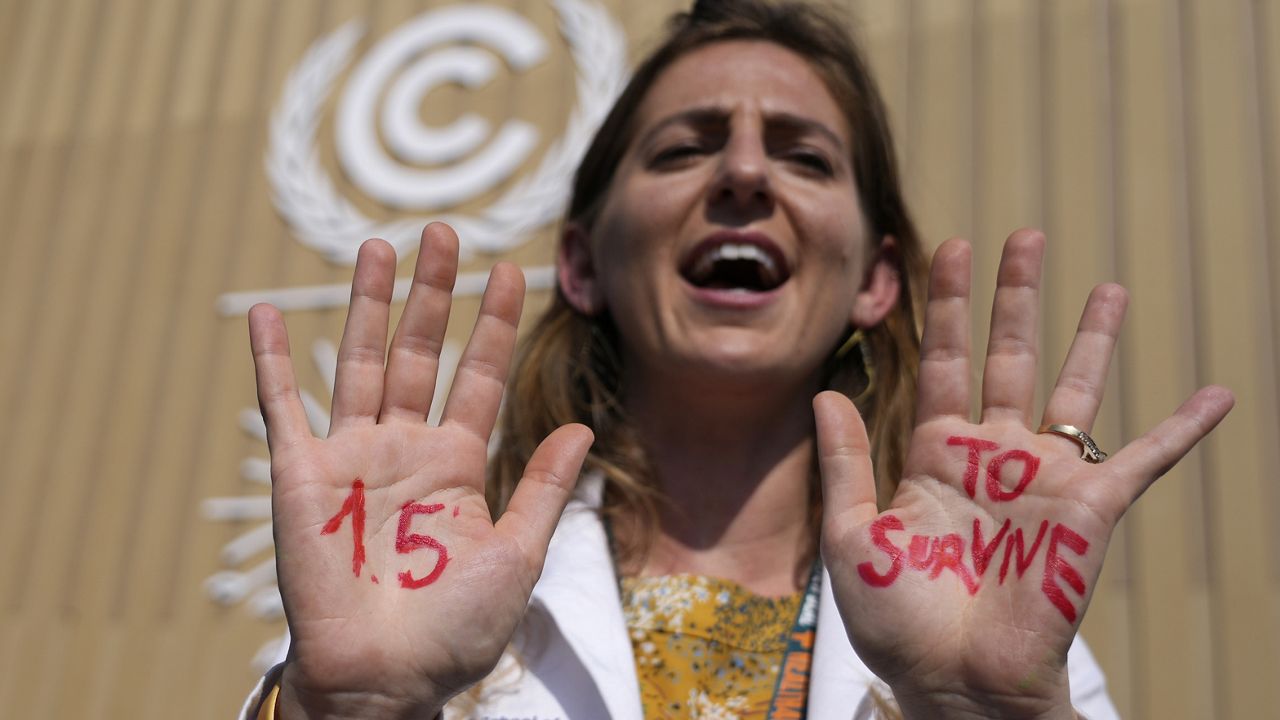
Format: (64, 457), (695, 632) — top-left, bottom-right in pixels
(708, 128), (774, 217)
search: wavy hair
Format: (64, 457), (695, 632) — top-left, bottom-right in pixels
(489, 0), (927, 567)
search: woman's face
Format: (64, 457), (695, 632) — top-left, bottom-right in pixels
(561, 40), (898, 389)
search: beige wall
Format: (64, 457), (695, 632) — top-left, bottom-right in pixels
(0, 1), (1276, 718)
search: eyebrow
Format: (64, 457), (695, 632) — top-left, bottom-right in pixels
(637, 106), (847, 151)
(767, 111), (847, 150)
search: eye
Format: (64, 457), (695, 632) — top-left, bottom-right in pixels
(784, 149), (834, 176)
(651, 143), (706, 168)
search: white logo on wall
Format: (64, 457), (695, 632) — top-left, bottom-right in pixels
(205, 0), (627, 670)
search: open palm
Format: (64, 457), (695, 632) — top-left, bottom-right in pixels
(816, 231), (1233, 718)
(249, 224), (592, 717)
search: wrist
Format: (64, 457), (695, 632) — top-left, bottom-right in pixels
(275, 664), (447, 720)
(894, 694), (1078, 720)
(889, 677), (1076, 720)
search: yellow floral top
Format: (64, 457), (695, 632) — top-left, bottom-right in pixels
(620, 574), (807, 719)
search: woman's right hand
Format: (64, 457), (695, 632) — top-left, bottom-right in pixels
(248, 223), (593, 719)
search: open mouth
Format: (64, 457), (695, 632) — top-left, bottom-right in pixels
(679, 238), (791, 292)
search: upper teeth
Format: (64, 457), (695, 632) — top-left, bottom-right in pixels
(694, 243), (777, 276)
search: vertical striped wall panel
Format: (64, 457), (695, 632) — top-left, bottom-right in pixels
(0, 1), (1274, 717)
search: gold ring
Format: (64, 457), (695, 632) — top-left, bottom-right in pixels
(1038, 424), (1108, 463)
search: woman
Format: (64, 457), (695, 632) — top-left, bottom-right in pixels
(241, 1), (1233, 717)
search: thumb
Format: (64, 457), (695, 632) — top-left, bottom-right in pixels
(495, 423), (595, 573)
(814, 391), (879, 529)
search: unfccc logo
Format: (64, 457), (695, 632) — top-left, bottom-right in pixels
(264, 0), (627, 266)
(339, 9), (548, 211)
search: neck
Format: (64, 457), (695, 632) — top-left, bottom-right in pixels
(620, 368), (821, 597)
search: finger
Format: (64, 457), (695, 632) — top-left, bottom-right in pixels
(981, 229), (1045, 425)
(330, 239), (396, 434)
(1041, 284), (1128, 433)
(381, 224), (458, 423)
(1105, 385), (1234, 506)
(248, 304), (311, 451)
(915, 238), (972, 423)
(439, 263), (525, 441)
(495, 424), (594, 574)
(815, 391), (879, 529)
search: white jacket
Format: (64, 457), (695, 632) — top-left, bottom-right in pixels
(241, 474), (1120, 719)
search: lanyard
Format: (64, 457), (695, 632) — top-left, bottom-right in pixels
(766, 560), (822, 720)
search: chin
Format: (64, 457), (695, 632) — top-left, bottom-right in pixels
(674, 342), (818, 388)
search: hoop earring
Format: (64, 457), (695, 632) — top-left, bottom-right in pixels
(835, 328), (876, 404)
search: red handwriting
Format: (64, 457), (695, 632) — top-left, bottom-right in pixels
(321, 480), (367, 577)
(948, 436), (998, 497)
(913, 532), (979, 594)
(320, 481), (451, 589)
(1043, 524), (1089, 622)
(857, 514), (1090, 621)
(858, 515), (905, 587)
(971, 517), (1010, 577)
(396, 502), (450, 589)
(998, 519), (1048, 584)
(946, 436), (1041, 502)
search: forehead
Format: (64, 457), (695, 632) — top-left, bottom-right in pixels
(636, 40), (849, 143)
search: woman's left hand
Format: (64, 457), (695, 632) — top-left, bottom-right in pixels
(815, 230), (1233, 719)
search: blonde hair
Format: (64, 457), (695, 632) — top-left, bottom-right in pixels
(489, 0), (927, 566)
